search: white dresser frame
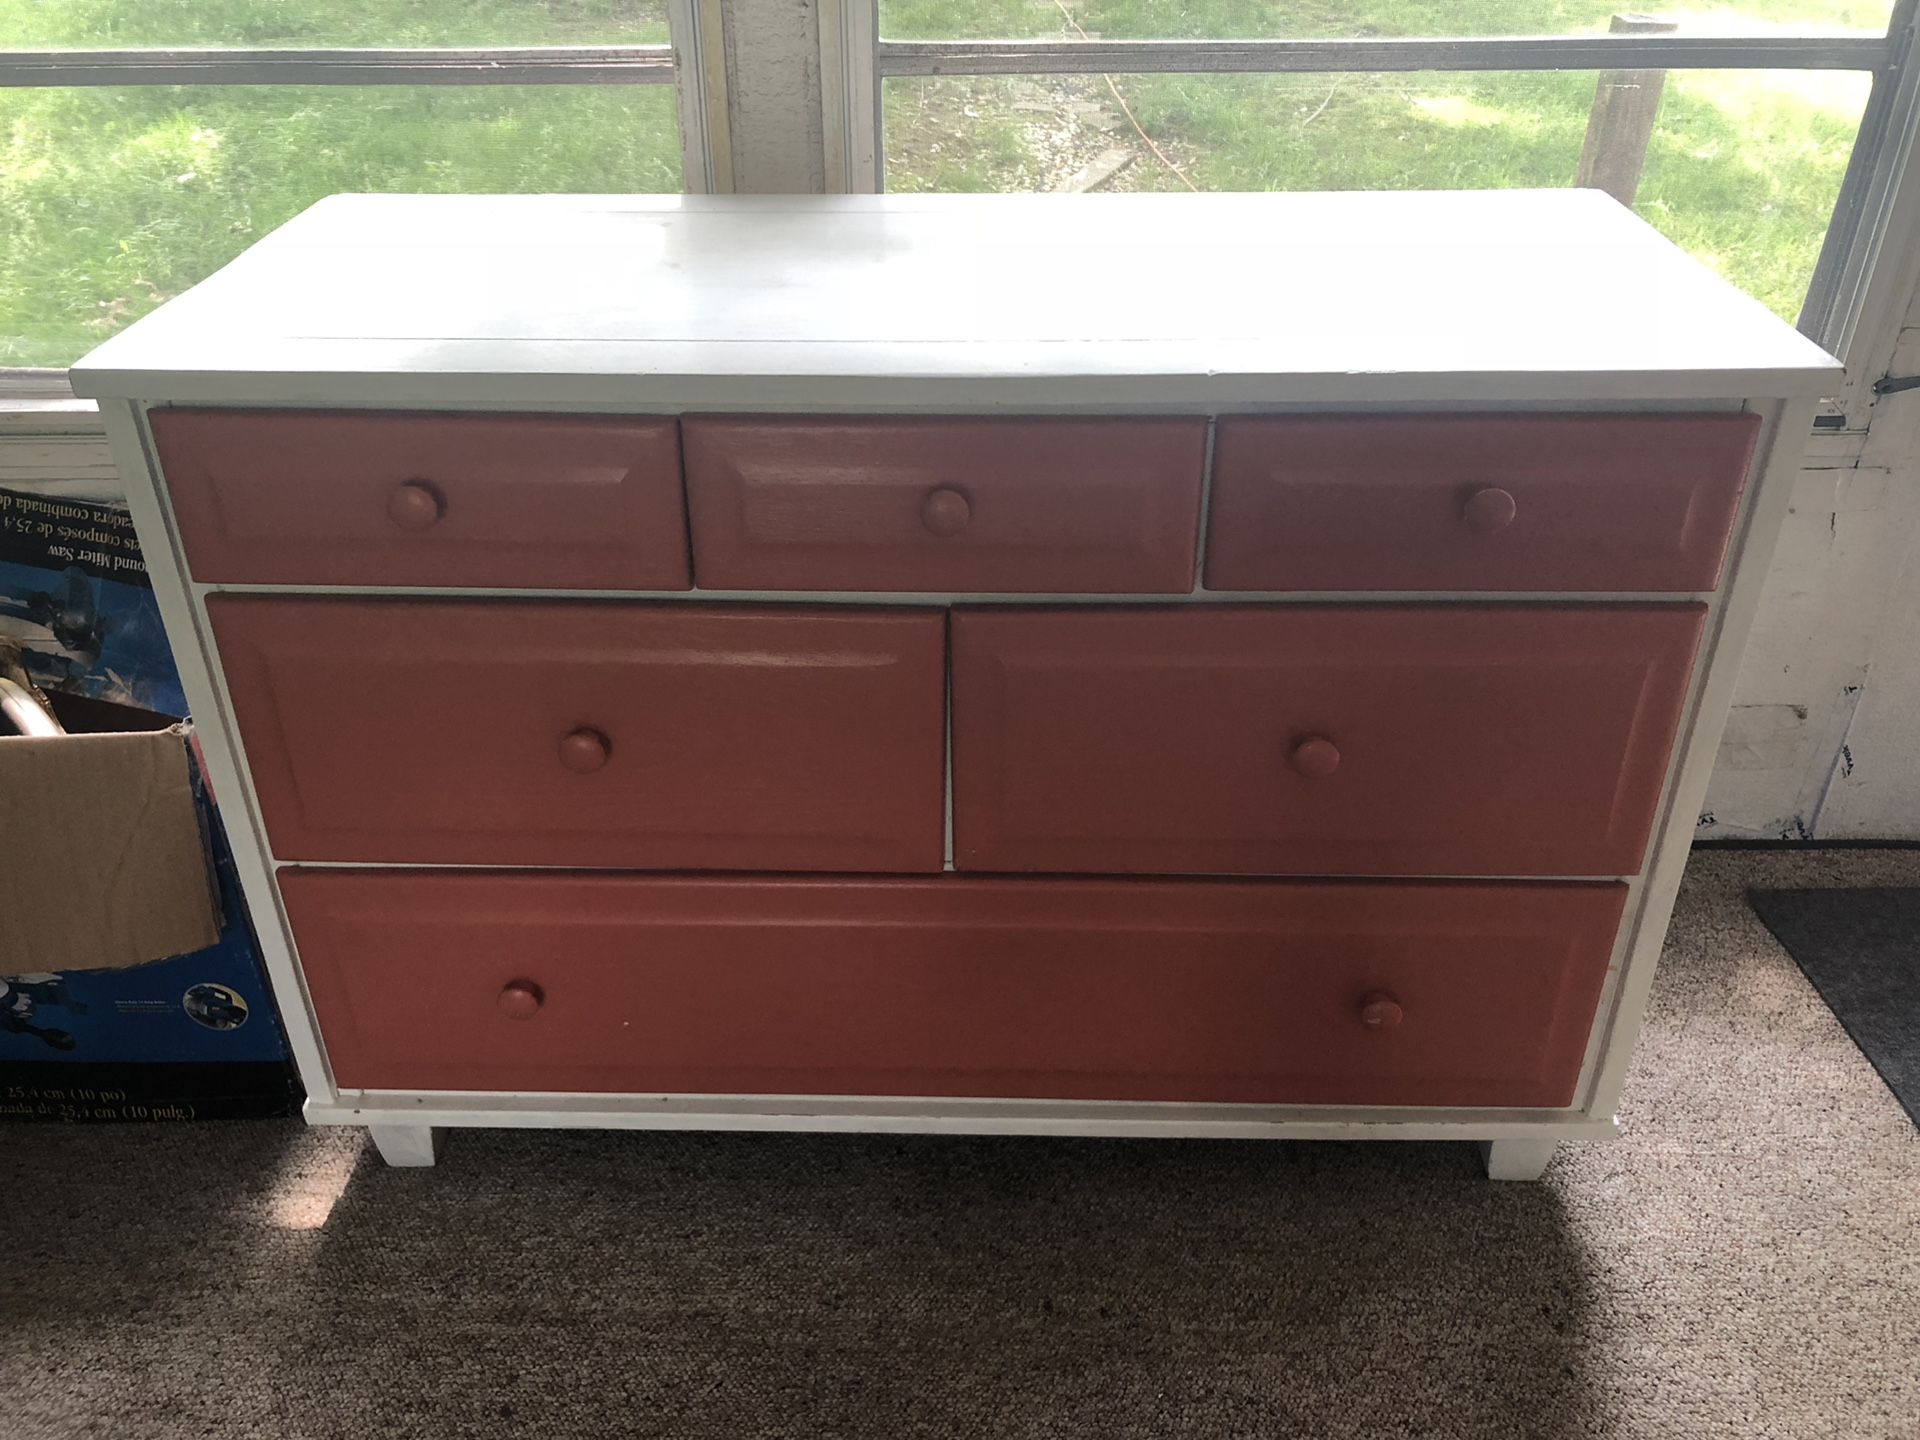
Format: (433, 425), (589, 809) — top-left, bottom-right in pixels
(95, 385), (1814, 1180)
(70, 192), (1840, 1179)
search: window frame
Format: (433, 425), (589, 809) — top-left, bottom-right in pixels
(830, 0), (1920, 424)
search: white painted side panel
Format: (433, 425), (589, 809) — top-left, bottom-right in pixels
(1703, 283), (1920, 841)
(1807, 475), (1920, 837)
(1586, 398), (1810, 1115)
(1699, 462), (1918, 839)
(1820, 315), (1920, 836)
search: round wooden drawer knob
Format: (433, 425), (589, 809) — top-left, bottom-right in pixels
(1463, 486), (1517, 535)
(1358, 992), (1404, 1030)
(558, 727), (611, 774)
(498, 980), (545, 1020)
(387, 480), (444, 532)
(1290, 736), (1341, 778)
(921, 488), (972, 538)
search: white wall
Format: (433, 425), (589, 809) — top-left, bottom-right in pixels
(1702, 289), (1920, 840)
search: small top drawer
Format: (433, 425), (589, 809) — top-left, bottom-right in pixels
(150, 409), (691, 590)
(207, 597), (946, 872)
(682, 416), (1207, 593)
(1204, 413), (1758, 593)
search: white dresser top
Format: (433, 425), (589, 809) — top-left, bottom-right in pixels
(69, 190), (1841, 410)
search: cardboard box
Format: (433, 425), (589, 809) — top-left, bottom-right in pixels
(1, 488), (295, 1121)
(1, 697), (221, 971)
(0, 791), (297, 1120)
(1, 696), (296, 1120)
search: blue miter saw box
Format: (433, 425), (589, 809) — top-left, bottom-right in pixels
(0, 486), (295, 1121)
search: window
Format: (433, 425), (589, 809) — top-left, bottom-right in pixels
(841, 0), (1920, 417)
(1, 1), (711, 369)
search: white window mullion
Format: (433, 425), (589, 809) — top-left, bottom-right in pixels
(819, 0), (880, 193)
(669, 0), (735, 192)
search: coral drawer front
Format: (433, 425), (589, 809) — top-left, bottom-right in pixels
(682, 416), (1207, 592)
(284, 870), (1625, 1107)
(207, 598), (946, 871)
(952, 605), (1703, 877)
(1205, 413), (1757, 592)
(151, 409), (690, 590)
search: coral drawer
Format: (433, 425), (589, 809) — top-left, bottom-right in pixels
(1204, 414), (1757, 593)
(682, 416), (1207, 592)
(951, 605), (1702, 877)
(207, 597), (946, 871)
(151, 409), (691, 590)
(285, 869), (1624, 1107)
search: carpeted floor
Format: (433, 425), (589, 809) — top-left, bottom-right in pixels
(4, 850), (1917, 1440)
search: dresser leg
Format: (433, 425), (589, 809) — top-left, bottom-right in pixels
(368, 1124), (444, 1167)
(1478, 1139), (1557, 1181)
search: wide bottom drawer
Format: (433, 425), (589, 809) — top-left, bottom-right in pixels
(285, 871), (1624, 1108)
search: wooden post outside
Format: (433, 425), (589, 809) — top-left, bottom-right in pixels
(1576, 13), (1680, 206)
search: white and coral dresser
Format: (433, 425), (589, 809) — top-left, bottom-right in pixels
(72, 191), (1838, 1178)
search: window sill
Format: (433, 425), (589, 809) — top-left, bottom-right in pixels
(0, 381), (120, 495)
(0, 372), (99, 432)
